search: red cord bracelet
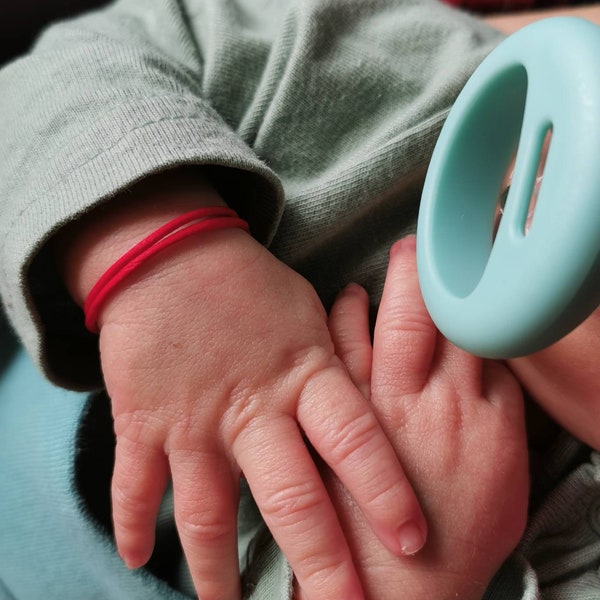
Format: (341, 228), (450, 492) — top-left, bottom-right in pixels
(83, 207), (249, 333)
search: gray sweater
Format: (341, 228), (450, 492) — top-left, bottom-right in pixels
(1, 1), (599, 598)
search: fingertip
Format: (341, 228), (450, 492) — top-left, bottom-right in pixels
(114, 513), (157, 570)
(386, 235), (420, 286)
(343, 282), (368, 296)
(334, 282), (369, 305)
(111, 441), (168, 574)
(330, 283), (370, 326)
(120, 547), (152, 570)
(390, 235), (417, 258)
(369, 496), (428, 559)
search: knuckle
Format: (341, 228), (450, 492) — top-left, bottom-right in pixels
(260, 480), (324, 529)
(112, 484), (153, 532)
(341, 344), (370, 373)
(324, 411), (381, 464)
(380, 333), (425, 369)
(298, 553), (349, 593)
(222, 399), (268, 451)
(361, 475), (407, 514)
(177, 507), (233, 544)
(113, 408), (160, 442)
(380, 304), (432, 341)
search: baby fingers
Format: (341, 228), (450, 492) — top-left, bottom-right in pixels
(111, 435), (170, 568)
(297, 366), (428, 558)
(328, 283), (372, 398)
(235, 415), (364, 600)
(169, 447), (241, 600)
(377, 236), (483, 398)
(374, 236), (438, 398)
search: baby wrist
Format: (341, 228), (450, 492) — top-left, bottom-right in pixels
(83, 207), (249, 332)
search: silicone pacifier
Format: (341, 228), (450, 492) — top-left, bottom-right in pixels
(417, 17), (600, 358)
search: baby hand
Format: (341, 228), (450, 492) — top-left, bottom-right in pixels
(322, 236), (530, 600)
(96, 227), (426, 600)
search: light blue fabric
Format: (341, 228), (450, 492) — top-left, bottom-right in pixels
(0, 343), (187, 600)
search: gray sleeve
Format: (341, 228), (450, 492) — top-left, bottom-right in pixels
(485, 438), (600, 600)
(484, 554), (542, 600)
(0, 0), (284, 387)
(0, 0), (504, 390)
(517, 446), (600, 600)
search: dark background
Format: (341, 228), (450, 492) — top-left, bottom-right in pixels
(1, 1), (109, 66)
(2, 0), (592, 66)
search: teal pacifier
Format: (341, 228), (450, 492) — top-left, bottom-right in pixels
(417, 17), (600, 358)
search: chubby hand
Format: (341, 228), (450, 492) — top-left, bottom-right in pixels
(66, 192), (429, 600)
(319, 236), (530, 600)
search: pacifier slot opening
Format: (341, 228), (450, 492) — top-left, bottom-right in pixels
(493, 154), (516, 241)
(493, 125), (552, 240)
(524, 127), (552, 235)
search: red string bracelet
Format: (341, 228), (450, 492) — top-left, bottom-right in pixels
(83, 207), (249, 333)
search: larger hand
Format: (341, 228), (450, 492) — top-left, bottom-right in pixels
(322, 236), (529, 600)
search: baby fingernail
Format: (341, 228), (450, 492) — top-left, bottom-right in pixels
(398, 521), (426, 555)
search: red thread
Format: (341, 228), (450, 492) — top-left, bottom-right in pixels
(84, 207), (249, 333)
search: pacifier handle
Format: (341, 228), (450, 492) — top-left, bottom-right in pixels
(417, 17), (600, 359)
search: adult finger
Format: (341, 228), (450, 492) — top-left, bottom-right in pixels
(112, 435), (170, 568)
(328, 283), (372, 398)
(234, 415), (364, 600)
(298, 366), (427, 558)
(169, 447), (241, 600)
(373, 236), (437, 399)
